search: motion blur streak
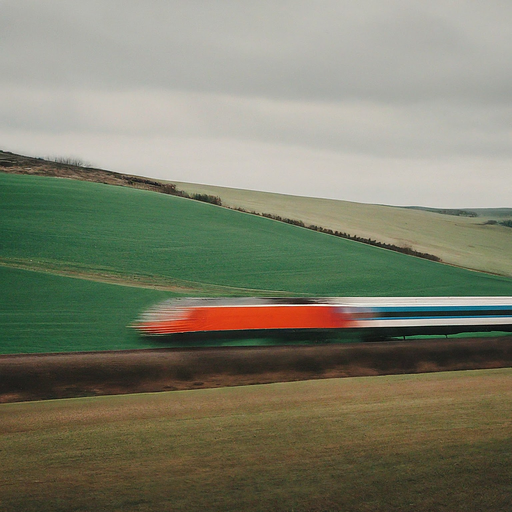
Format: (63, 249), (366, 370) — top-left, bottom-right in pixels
(133, 297), (512, 341)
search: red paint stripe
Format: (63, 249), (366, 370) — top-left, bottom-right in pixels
(137, 304), (351, 335)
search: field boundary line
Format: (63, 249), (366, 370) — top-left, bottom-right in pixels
(0, 257), (298, 296)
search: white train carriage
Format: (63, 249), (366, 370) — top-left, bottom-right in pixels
(336, 296), (512, 337)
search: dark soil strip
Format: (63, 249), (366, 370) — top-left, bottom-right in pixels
(1, 337), (511, 403)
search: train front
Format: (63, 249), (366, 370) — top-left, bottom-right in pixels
(132, 298), (201, 336)
(132, 297), (356, 339)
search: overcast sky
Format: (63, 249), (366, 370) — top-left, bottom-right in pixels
(1, 1), (511, 207)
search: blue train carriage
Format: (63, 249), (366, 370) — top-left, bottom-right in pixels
(340, 297), (512, 339)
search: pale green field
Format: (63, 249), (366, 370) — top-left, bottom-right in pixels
(1, 368), (511, 511)
(174, 181), (512, 277)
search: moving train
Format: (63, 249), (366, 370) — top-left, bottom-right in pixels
(132, 296), (512, 341)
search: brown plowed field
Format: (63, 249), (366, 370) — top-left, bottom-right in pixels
(1, 337), (511, 403)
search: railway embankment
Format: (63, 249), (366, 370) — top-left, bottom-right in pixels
(1, 336), (511, 403)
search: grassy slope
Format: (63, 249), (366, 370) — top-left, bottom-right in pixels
(0, 266), (170, 353)
(1, 172), (512, 354)
(174, 181), (512, 277)
(1, 368), (511, 512)
(2, 173), (512, 296)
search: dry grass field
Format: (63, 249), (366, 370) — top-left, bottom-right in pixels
(174, 181), (512, 277)
(1, 368), (511, 511)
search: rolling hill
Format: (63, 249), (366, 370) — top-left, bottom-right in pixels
(3, 149), (511, 277)
(173, 181), (512, 277)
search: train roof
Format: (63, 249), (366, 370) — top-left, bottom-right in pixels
(147, 296), (512, 309)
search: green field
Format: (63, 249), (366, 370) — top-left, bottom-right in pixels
(1, 368), (510, 511)
(1, 172), (512, 353)
(174, 181), (512, 277)
(2, 173), (512, 296)
(0, 266), (170, 353)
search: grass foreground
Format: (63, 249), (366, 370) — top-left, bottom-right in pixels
(1, 368), (511, 511)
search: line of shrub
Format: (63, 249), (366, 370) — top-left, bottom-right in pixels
(46, 156), (91, 167)
(233, 207), (442, 262)
(483, 219), (512, 228)
(435, 209), (477, 218)
(121, 176), (223, 205)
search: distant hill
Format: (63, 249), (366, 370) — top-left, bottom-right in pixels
(405, 206), (512, 219)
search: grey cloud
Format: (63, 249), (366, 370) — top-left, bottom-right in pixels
(2, 87), (511, 160)
(1, 127), (510, 207)
(1, 1), (511, 207)
(3, 1), (512, 103)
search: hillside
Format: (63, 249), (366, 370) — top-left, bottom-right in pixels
(173, 181), (512, 277)
(2, 149), (511, 277)
(1, 171), (512, 354)
(3, 172), (512, 296)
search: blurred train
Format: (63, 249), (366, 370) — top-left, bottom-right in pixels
(132, 296), (512, 341)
